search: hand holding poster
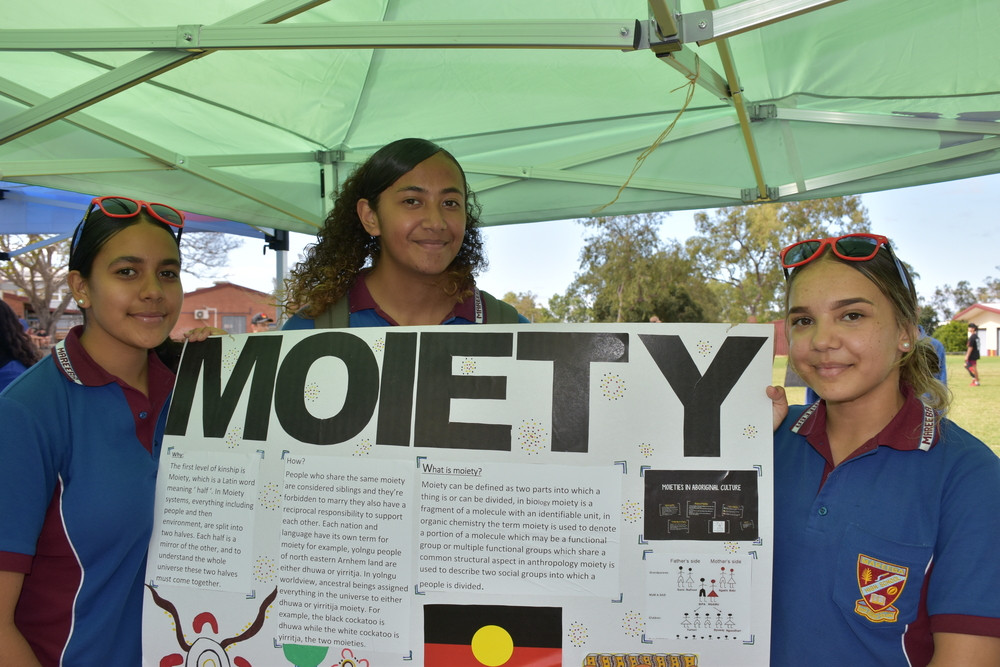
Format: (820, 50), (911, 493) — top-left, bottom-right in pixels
(142, 323), (773, 666)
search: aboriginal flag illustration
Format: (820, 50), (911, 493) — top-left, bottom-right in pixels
(424, 603), (562, 666)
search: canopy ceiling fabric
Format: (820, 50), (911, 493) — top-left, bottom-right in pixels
(1, 0), (999, 237)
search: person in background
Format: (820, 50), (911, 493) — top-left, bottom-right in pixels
(282, 137), (526, 329)
(766, 233), (1000, 666)
(919, 325), (947, 386)
(965, 322), (981, 386)
(0, 301), (39, 392)
(0, 196), (212, 667)
(249, 311), (274, 332)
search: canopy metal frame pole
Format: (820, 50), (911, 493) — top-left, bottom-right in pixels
(0, 231), (73, 260)
(0, 0), (329, 144)
(0, 0), (954, 225)
(680, 0), (849, 44)
(643, 0), (845, 201)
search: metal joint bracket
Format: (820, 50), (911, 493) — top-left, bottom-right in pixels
(643, 19), (681, 55)
(648, 1), (678, 38)
(176, 25), (204, 50)
(741, 186), (779, 203)
(314, 150), (344, 164)
(750, 104), (777, 122)
(630, 19), (647, 50)
(677, 10), (714, 44)
(651, 38), (682, 55)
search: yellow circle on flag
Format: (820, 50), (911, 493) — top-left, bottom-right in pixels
(471, 624), (514, 666)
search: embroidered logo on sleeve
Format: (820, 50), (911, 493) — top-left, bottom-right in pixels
(855, 554), (908, 622)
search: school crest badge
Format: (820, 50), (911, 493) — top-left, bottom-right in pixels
(854, 554), (908, 622)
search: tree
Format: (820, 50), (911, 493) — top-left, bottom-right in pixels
(979, 272), (1000, 303)
(931, 281), (976, 321)
(553, 213), (718, 323)
(501, 291), (558, 323)
(917, 304), (939, 336)
(688, 196), (870, 322)
(548, 287), (591, 323)
(589, 257), (709, 323)
(934, 320), (971, 354)
(0, 235), (74, 336)
(0, 231), (243, 335)
(178, 232), (244, 279)
(929, 268), (1000, 322)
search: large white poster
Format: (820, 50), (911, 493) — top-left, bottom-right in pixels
(142, 323), (774, 667)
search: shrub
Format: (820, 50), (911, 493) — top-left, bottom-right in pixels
(934, 320), (971, 354)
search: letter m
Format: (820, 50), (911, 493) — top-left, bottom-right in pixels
(165, 336), (282, 440)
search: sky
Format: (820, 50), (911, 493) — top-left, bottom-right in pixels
(190, 172), (1000, 312)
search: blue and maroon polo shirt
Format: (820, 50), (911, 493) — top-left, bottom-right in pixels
(771, 387), (1000, 666)
(0, 326), (173, 666)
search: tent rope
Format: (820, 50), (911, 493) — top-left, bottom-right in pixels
(593, 56), (701, 214)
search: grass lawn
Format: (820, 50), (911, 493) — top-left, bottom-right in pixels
(772, 355), (1000, 458)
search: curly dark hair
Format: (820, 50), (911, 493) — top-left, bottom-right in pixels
(0, 300), (39, 368)
(284, 138), (487, 318)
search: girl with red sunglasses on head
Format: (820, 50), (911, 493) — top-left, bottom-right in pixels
(767, 233), (1000, 666)
(0, 197), (214, 667)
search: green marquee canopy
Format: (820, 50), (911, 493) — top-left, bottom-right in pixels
(1, 0), (999, 237)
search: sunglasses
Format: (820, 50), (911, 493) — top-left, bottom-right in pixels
(780, 233), (909, 289)
(72, 196), (185, 253)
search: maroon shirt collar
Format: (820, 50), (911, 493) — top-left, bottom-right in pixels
(54, 326), (175, 454)
(53, 325), (174, 396)
(349, 271), (480, 324)
(790, 384), (939, 468)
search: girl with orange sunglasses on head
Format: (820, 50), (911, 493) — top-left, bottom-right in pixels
(0, 196), (215, 667)
(767, 233), (1000, 666)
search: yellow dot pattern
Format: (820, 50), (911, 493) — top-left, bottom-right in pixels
(225, 426), (242, 449)
(354, 438), (372, 457)
(621, 501), (641, 523)
(568, 621), (589, 647)
(223, 348), (240, 371)
(622, 610), (645, 637)
(517, 419), (546, 454)
(600, 372), (626, 401)
(258, 482), (282, 510)
(253, 556), (277, 582)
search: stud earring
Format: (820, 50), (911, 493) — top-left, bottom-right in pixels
(902, 342), (911, 349)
